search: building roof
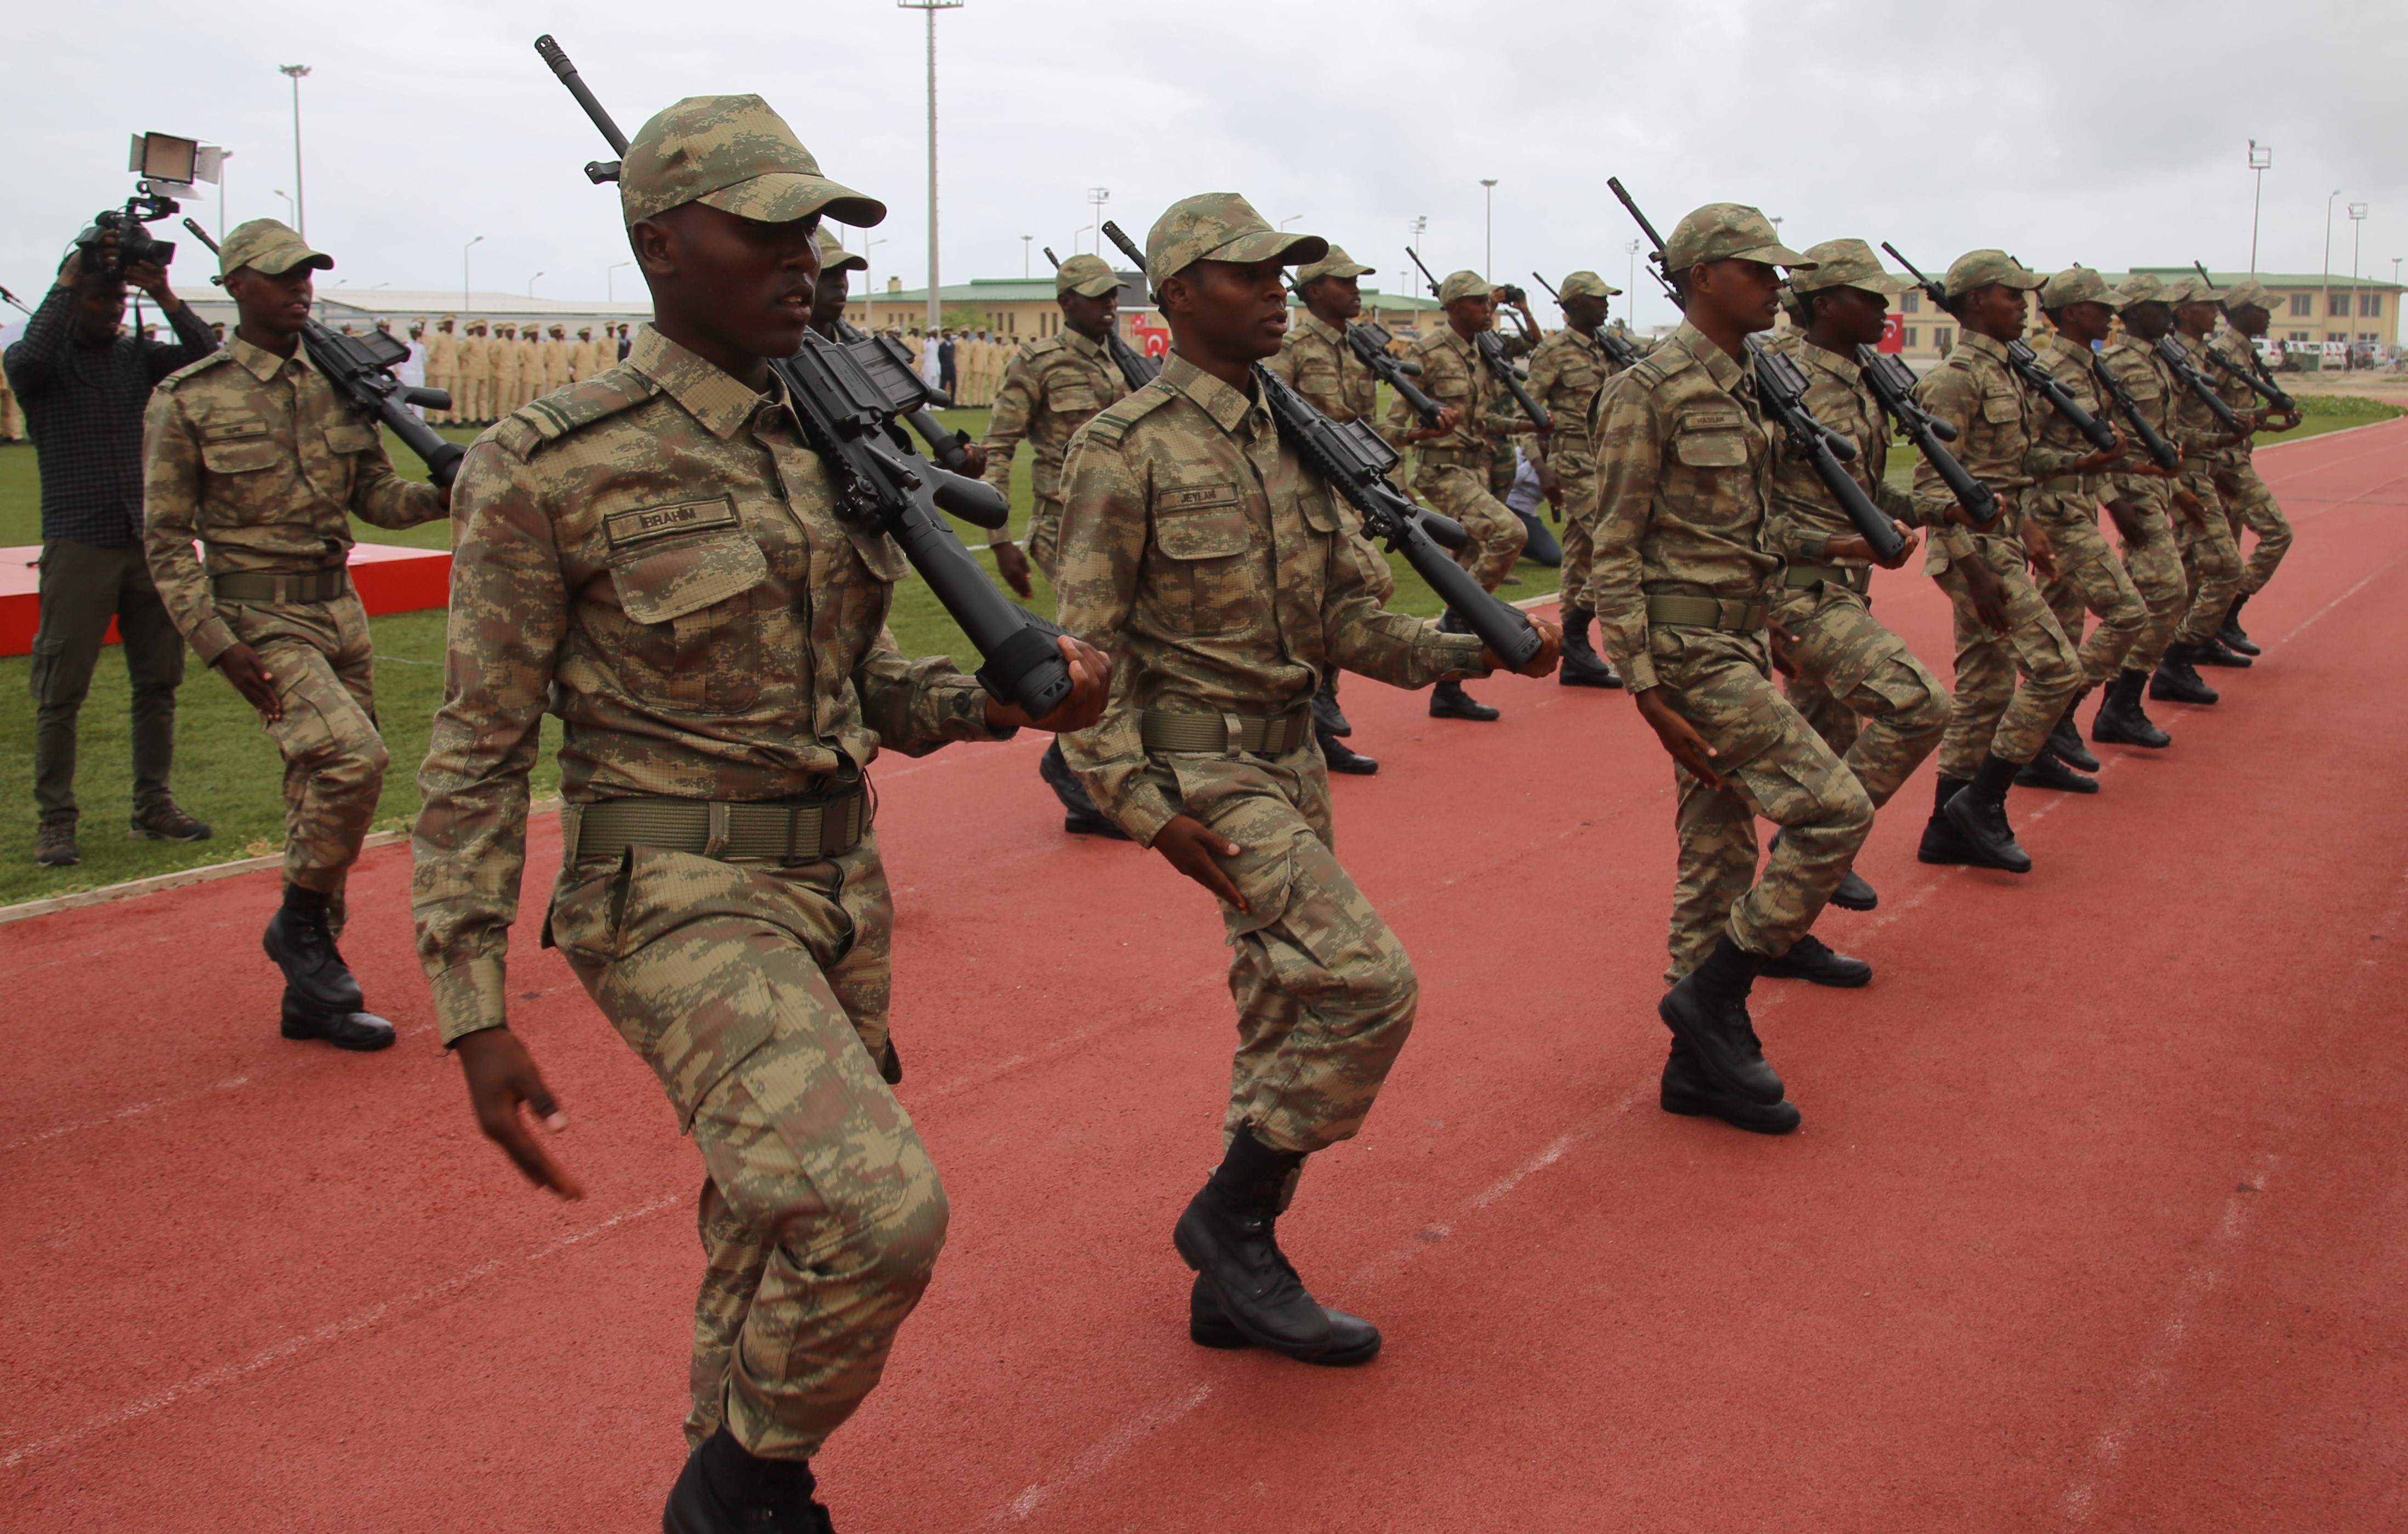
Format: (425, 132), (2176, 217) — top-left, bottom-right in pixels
(2117, 269), (2403, 292)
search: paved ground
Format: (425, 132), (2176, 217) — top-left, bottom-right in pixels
(4, 418), (2404, 1532)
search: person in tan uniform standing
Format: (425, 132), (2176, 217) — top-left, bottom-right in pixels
(458, 319), (491, 423)
(424, 315), (460, 425)
(493, 323), (522, 420)
(569, 325), (599, 381)
(542, 324), (571, 394)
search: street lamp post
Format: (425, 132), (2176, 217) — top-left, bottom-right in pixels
(1480, 179), (1498, 277)
(1627, 239), (1643, 329)
(2349, 202), (2368, 368)
(528, 272), (544, 299)
(277, 65), (311, 238)
(2323, 188), (2342, 356)
(898, 0), (964, 340)
(1021, 234), (1032, 279)
(606, 262), (629, 303)
(2247, 140), (2273, 273)
(462, 234), (484, 314)
(272, 189), (296, 226)
(1085, 188), (1110, 257)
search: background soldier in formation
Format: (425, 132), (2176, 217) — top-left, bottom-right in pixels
(1524, 269), (1627, 689)
(2085, 274), (2194, 746)
(976, 249), (1138, 836)
(412, 95), (1105, 1534)
(1054, 192), (1555, 1368)
(2158, 278), (2252, 692)
(143, 219), (449, 1050)
(2205, 278), (2298, 656)
(460, 317), (492, 423)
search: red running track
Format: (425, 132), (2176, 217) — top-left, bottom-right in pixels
(5, 420), (2406, 1532)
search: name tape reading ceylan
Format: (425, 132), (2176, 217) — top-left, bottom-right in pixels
(604, 496), (740, 548)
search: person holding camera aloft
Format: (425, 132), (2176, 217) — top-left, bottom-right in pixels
(141, 219), (450, 1052)
(6, 221), (219, 868)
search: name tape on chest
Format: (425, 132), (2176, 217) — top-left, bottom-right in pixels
(604, 496), (741, 549)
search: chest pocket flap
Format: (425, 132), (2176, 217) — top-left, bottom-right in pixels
(1155, 481), (1250, 560)
(1051, 379), (1104, 414)
(1673, 407), (1750, 468)
(610, 527), (771, 626)
(1981, 393), (2023, 424)
(198, 418), (279, 474)
(324, 421), (379, 455)
(845, 527), (909, 583)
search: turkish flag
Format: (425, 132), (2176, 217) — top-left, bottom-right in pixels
(1877, 314), (1906, 355)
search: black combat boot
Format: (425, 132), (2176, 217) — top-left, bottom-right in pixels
(2150, 643), (2219, 705)
(2015, 752), (2099, 794)
(662, 1427), (832, 1534)
(2193, 633), (2253, 669)
(263, 883), (365, 1018)
(2218, 594), (2261, 656)
(1319, 731), (1379, 776)
(1428, 680), (1500, 721)
(1310, 671), (1352, 737)
(1917, 776), (1977, 866)
(1186, 1271), (1381, 1365)
(1174, 1129), (1364, 1362)
(1656, 935), (1784, 1105)
(1942, 754), (2033, 873)
(1558, 607), (1623, 689)
(1040, 738), (1131, 839)
(1659, 1042), (1800, 1135)
(280, 988), (396, 1052)
(1769, 828), (1875, 911)
(2046, 688), (2100, 771)
(1756, 933), (1873, 988)
(2092, 671), (2171, 748)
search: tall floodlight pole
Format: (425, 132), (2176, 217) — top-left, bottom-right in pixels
(2323, 188), (2342, 355)
(899, 1), (963, 338)
(1086, 188), (1110, 256)
(1626, 238), (1642, 328)
(462, 234), (484, 314)
(1480, 179), (1498, 276)
(1021, 234), (1032, 278)
(2247, 140), (2272, 274)
(2349, 202), (2368, 368)
(278, 65), (311, 238)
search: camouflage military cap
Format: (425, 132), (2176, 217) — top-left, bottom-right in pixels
(1055, 252), (1121, 299)
(2116, 272), (2173, 308)
(1558, 270), (1623, 299)
(1787, 240), (1910, 297)
(2220, 277), (2282, 313)
(1662, 204), (1810, 274)
(1143, 192), (1327, 287)
(813, 226), (868, 275)
(1438, 270), (1489, 303)
(2162, 275), (2225, 308)
(218, 217), (330, 280)
(1297, 245), (1376, 285)
(2038, 266), (2126, 311)
(1943, 249), (2045, 299)
(619, 94), (885, 230)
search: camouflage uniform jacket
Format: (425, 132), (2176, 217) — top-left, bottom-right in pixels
(1909, 331), (2085, 574)
(979, 327), (1128, 508)
(1521, 326), (1617, 471)
(413, 325), (1015, 1044)
(2098, 335), (2180, 503)
(141, 334), (446, 664)
(1264, 311), (1376, 423)
(2162, 331), (2234, 461)
(1385, 325), (1498, 462)
(1760, 333), (1915, 564)
(1587, 320), (1776, 694)
(1054, 354), (1486, 846)
(2207, 328), (2268, 462)
(2026, 333), (2116, 506)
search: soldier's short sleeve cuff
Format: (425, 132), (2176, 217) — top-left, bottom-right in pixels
(186, 615), (238, 666)
(430, 955), (510, 1047)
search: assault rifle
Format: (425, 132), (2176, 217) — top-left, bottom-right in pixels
(536, 33), (1075, 719)
(2154, 334), (2244, 435)
(1748, 337), (1906, 561)
(1855, 345), (2001, 524)
(1404, 247), (1551, 430)
(1606, 179), (1684, 308)
(1881, 241), (2121, 453)
(183, 219), (466, 491)
(1093, 221), (1540, 667)
(2191, 262), (2298, 413)
(1049, 235), (1161, 392)
(1531, 271), (1642, 370)
(1281, 265), (1448, 427)
(2087, 351), (2181, 473)
(828, 318), (974, 471)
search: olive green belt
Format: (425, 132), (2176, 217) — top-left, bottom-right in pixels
(212, 567), (349, 604)
(1141, 708), (1312, 758)
(1413, 445), (1488, 469)
(1779, 563), (1871, 594)
(566, 788), (867, 866)
(1646, 595), (1768, 632)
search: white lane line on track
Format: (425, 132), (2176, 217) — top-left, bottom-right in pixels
(990, 1383), (1213, 1525)
(0, 1189), (685, 1472)
(2055, 1152), (2280, 1525)
(1, 1073), (254, 1154)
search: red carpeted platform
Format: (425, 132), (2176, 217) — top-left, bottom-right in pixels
(4, 421), (2404, 1532)
(0, 541), (449, 656)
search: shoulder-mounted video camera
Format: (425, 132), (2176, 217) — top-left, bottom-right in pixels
(72, 133), (220, 279)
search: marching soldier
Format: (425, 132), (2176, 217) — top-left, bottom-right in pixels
(1762, 240), (1951, 921)
(142, 219), (450, 1050)
(1055, 192), (1554, 1366)
(2204, 278), (2298, 655)
(1525, 270), (1630, 689)
(2156, 278), (2253, 695)
(412, 95), (1107, 1532)
(1907, 252), (2112, 874)
(1588, 204), (1869, 1135)
(977, 249), (1139, 837)
(1265, 243), (1398, 775)
(1385, 270), (1535, 720)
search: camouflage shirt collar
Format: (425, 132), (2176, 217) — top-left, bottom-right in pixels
(1160, 352), (1263, 437)
(1059, 326), (1108, 362)
(228, 332), (302, 383)
(1956, 329), (2011, 364)
(2044, 333), (2095, 367)
(1298, 311), (1345, 346)
(628, 324), (774, 441)
(1794, 336), (1861, 383)
(1668, 321), (1746, 392)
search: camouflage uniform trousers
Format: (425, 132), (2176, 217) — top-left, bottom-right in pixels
(222, 590), (388, 924)
(1769, 579), (1950, 810)
(2028, 495), (2148, 688)
(1146, 743), (1418, 1158)
(1652, 628), (1875, 984)
(1412, 454), (1526, 592)
(548, 828), (949, 1461)
(1931, 537), (2085, 781)
(1549, 450), (1601, 613)
(2224, 459), (2293, 595)
(2172, 468), (2243, 646)
(2093, 490), (2190, 677)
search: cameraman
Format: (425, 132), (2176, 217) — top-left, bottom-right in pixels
(5, 225), (217, 868)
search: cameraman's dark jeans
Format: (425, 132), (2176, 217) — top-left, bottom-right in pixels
(30, 538), (185, 826)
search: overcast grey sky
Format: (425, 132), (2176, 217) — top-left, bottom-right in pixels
(8, 0), (2403, 330)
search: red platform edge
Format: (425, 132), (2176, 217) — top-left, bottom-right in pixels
(0, 542), (451, 656)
